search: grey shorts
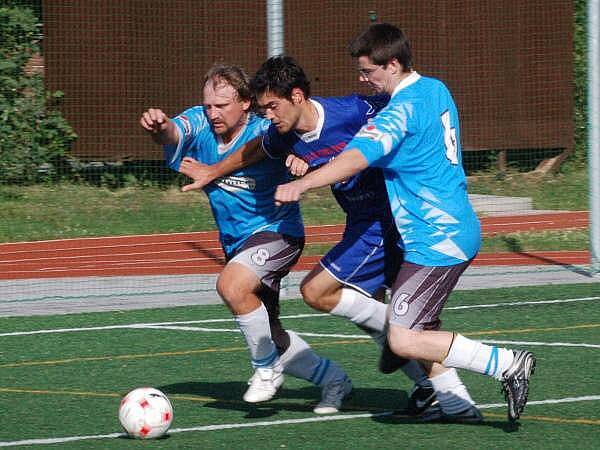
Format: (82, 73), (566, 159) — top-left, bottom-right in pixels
(388, 259), (471, 330)
(227, 231), (305, 292)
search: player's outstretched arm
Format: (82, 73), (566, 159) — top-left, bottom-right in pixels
(179, 136), (265, 192)
(274, 148), (368, 205)
(139, 108), (179, 146)
(179, 157), (217, 192)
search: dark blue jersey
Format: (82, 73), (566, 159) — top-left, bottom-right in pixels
(262, 94), (391, 221)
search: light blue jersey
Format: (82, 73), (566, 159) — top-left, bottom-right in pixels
(164, 107), (304, 256)
(348, 72), (481, 266)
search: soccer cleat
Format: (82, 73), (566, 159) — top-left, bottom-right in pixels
(313, 376), (353, 414)
(378, 341), (409, 374)
(421, 403), (484, 423)
(243, 367), (284, 403)
(406, 383), (438, 416)
(501, 350), (536, 422)
(246, 370), (261, 385)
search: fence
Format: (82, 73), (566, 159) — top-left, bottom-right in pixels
(39, 1), (573, 169)
(0, 0), (596, 296)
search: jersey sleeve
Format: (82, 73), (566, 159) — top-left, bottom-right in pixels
(163, 107), (209, 171)
(348, 101), (412, 168)
(261, 124), (286, 159)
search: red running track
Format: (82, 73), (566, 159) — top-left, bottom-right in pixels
(0, 211), (589, 280)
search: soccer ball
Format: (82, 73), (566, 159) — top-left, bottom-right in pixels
(118, 387), (173, 439)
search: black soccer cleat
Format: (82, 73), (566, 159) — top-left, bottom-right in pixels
(379, 341), (409, 374)
(421, 403), (484, 424)
(501, 350), (536, 422)
(406, 383), (438, 416)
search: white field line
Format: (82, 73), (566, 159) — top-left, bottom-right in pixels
(1, 296), (598, 338)
(8, 321), (596, 350)
(0, 314), (326, 337)
(445, 296), (600, 311)
(477, 395), (600, 410)
(140, 325), (241, 333)
(1, 395), (599, 447)
(136, 326), (373, 340)
(111, 328), (600, 349)
(480, 340), (600, 349)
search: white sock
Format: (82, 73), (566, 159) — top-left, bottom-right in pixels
(331, 288), (387, 348)
(279, 330), (323, 382)
(443, 334), (515, 380)
(235, 303), (279, 369)
(278, 331), (347, 387)
(430, 368), (475, 414)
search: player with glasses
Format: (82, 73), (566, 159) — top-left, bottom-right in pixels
(358, 65), (385, 79)
(274, 23), (536, 423)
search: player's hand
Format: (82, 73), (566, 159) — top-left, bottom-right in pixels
(179, 157), (217, 192)
(139, 108), (170, 134)
(285, 154), (309, 177)
(274, 179), (307, 206)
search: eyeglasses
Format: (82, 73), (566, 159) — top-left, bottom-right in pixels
(358, 65), (385, 79)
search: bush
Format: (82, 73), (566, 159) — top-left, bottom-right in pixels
(0, 5), (77, 184)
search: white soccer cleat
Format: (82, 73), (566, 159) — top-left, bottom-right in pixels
(313, 376), (353, 414)
(243, 367), (284, 403)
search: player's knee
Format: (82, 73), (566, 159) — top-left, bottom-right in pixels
(300, 279), (324, 309)
(216, 273), (245, 303)
(299, 278), (315, 303)
(215, 275), (227, 298)
(388, 326), (416, 359)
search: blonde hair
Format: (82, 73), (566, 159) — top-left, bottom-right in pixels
(203, 64), (252, 103)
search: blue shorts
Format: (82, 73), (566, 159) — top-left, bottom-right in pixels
(320, 218), (402, 297)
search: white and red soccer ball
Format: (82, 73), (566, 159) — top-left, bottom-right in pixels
(118, 387), (173, 439)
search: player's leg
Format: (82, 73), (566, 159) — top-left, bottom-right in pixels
(219, 231), (302, 403)
(385, 261), (482, 421)
(216, 261), (283, 403)
(302, 222), (434, 414)
(301, 264), (435, 414)
(247, 283), (352, 413)
(387, 261), (535, 422)
(301, 267), (426, 383)
(301, 266), (387, 346)
(303, 220), (399, 347)
(255, 283), (290, 355)
(375, 227), (440, 413)
(232, 231), (352, 413)
(280, 329), (352, 414)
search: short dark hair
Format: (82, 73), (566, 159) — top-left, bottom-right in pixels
(203, 63), (252, 103)
(251, 55), (311, 100)
(349, 23), (412, 71)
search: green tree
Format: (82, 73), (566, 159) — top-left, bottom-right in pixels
(0, 5), (77, 184)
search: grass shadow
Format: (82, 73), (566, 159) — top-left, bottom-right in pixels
(372, 410), (521, 433)
(159, 381), (409, 418)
